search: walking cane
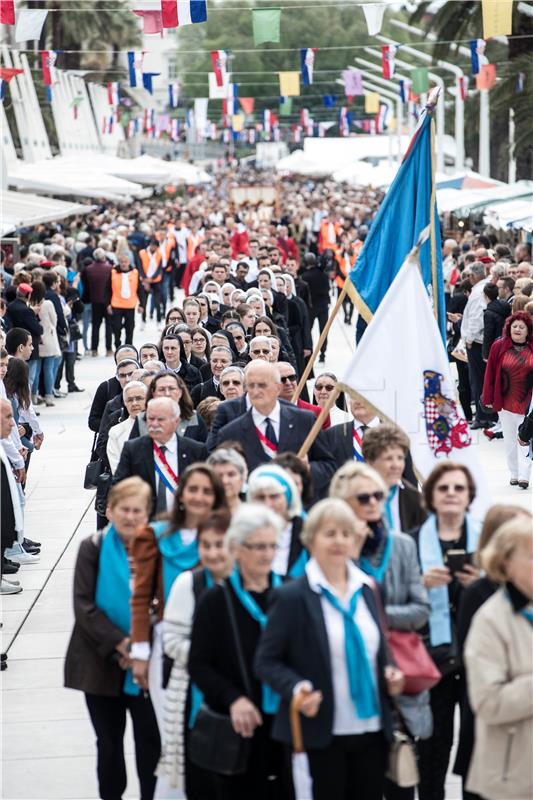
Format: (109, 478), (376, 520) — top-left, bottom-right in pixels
(290, 693), (305, 754)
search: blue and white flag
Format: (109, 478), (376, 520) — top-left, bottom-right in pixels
(128, 51), (144, 88)
(143, 72), (160, 94)
(469, 39), (486, 76)
(300, 48), (316, 86)
(399, 78), (410, 103)
(168, 82), (180, 108)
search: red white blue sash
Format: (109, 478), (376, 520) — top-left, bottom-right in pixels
(153, 443), (179, 493)
(256, 426), (278, 459)
(353, 426), (364, 462)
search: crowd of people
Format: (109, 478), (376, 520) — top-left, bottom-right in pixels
(1, 170), (532, 800)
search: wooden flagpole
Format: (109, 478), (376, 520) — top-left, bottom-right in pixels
(297, 386), (340, 459)
(291, 283), (348, 404)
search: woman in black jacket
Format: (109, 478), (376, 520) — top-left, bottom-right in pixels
(188, 503), (294, 800)
(255, 498), (404, 800)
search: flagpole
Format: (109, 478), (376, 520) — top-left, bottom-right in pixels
(297, 387), (341, 459)
(291, 283), (347, 404)
(429, 111), (439, 323)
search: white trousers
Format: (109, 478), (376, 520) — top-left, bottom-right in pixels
(500, 409), (531, 482)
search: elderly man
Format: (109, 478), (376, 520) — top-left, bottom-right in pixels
(113, 397), (207, 516)
(249, 336), (272, 361)
(217, 360), (335, 494)
(219, 365), (245, 401)
(80, 247), (113, 356)
(277, 361), (330, 428)
(191, 345), (232, 405)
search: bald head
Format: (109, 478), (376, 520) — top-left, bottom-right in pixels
(0, 398), (14, 439)
(244, 360), (281, 415)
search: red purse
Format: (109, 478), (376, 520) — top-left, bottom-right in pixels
(386, 630), (441, 695)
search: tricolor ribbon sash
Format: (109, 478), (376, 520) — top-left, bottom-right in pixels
(153, 443), (179, 493)
(353, 426), (364, 462)
(256, 426), (278, 459)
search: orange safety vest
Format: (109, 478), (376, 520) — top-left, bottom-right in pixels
(186, 232), (204, 261)
(318, 220), (342, 254)
(111, 269), (139, 309)
(335, 251), (356, 289)
(156, 230), (176, 272)
(139, 249), (163, 283)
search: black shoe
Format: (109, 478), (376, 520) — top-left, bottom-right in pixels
(469, 421), (488, 430)
(68, 385), (85, 393)
(318, 354), (326, 363)
(22, 541), (40, 555)
(23, 537), (41, 548)
(2, 558), (20, 574)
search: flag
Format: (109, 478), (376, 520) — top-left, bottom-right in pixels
(0, 0), (15, 24)
(381, 45), (397, 79)
(263, 109), (272, 133)
(210, 50), (227, 87)
(300, 48), (316, 86)
(0, 81), (4, 102)
(300, 107), (310, 127)
(209, 71), (230, 99)
(342, 68), (363, 97)
(161, 0), (207, 28)
(361, 2), (386, 35)
(232, 114), (244, 132)
(102, 114), (114, 134)
(128, 51), (144, 88)
(222, 83), (238, 118)
(15, 8), (48, 41)
(365, 92), (380, 114)
(239, 97), (254, 115)
(143, 72), (160, 94)
(168, 81), (180, 107)
(323, 94), (336, 107)
(133, 9), (163, 34)
(0, 69), (22, 101)
(476, 63), (496, 90)
(339, 107), (350, 136)
(70, 95), (84, 120)
(107, 82), (120, 106)
(41, 51), (57, 86)
(469, 39), (486, 75)
(348, 92), (445, 337)
(340, 236), (488, 519)
(252, 8), (281, 45)
(248, 128), (256, 144)
(170, 118), (180, 140)
(399, 79), (410, 103)
(516, 72), (525, 92)
(482, 0), (513, 38)
(376, 103), (389, 133)
(457, 75), (469, 101)
(411, 67), (429, 94)
(280, 96), (293, 116)
(279, 71), (300, 97)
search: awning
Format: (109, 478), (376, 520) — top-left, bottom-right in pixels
(0, 190), (93, 235)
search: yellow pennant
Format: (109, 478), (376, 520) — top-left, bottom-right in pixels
(482, 0), (513, 38)
(365, 92), (380, 114)
(231, 114), (244, 132)
(278, 71), (300, 97)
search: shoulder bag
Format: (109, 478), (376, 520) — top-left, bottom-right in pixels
(386, 726), (420, 788)
(84, 433), (104, 489)
(188, 582), (252, 776)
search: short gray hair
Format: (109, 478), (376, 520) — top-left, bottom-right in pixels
(250, 335), (272, 350)
(146, 396), (180, 418)
(301, 498), (359, 549)
(470, 261), (486, 278)
(225, 503), (284, 547)
(220, 366), (244, 382)
(210, 345), (233, 360)
(123, 380), (148, 400)
(93, 248), (106, 261)
(207, 447), (248, 477)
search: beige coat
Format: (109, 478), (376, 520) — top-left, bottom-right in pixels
(464, 588), (533, 800)
(38, 299), (61, 357)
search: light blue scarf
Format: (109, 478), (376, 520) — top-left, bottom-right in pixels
(419, 513), (481, 647)
(95, 525), (139, 696)
(384, 484), (398, 530)
(152, 520), (199, 603)
(188, 569), (214, 729)
(288, 547), (309, 578)
(229, 566), (282, 714)
(359, 532), (393, 585)
(319, 585), (379, 719)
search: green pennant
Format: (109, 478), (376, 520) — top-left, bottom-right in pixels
(252, 8), (281, 45)
(279, 96), (293, 116)
(410, 67), (429, 95)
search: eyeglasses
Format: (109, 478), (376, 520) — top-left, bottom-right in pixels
(192, 337), (206, 344)
(435, 484), (468, 494)
(241, 542), (277, 552)
(315, 383), (335, 392)
(125, 394), (145, 403)
(280, 374), (297, 383)
(118, 371), (135, 380)
(354, 491), (385, 504)
(221, 379), (243, 387)
(251, 349), (271, 356)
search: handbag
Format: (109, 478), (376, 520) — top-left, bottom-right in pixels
(69, 319), (82, 342)
(386, 630), (441, 695)
(84, 433), (103, 490)
(386, 729), (420, 788)
(188, 583), (252, 776)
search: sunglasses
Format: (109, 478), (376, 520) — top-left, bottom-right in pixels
(315, 383), (335, 392)
(280, 374), (297, 383)
(435, 484), (468, 494)
(221, 379), (242, 387)
(354, 491), (385, 504)
(241, 542), (277, 553)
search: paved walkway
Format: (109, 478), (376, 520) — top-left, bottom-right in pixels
(1, 304), (530, 799)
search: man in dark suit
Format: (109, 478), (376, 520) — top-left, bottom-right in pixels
(216, 361), (335, 494)
(190, 346), (231, 406)
(6, 286), (43, 387)
(113, 397), (207, 515)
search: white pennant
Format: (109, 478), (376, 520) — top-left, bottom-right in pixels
(361, 3), (386, 36)
(15, 8), (48, 41)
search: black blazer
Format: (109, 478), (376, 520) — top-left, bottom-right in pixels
(112, 433), (207, 515)
(64, 535), (126, 697)
(191, 378), (224, 407)
(6, 299), (43, 357)
(88, 376), (122, 433)
(207, 395), (249, 452)
(217, 405), (336, 492)
(254, 575), (394, 749)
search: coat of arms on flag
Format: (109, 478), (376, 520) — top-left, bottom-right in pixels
(423, 370), (471, 456)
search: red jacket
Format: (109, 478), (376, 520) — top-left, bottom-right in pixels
(230, 229), (249, 259)
(297, 398), (331, 430)
(482, 336), (533, 412)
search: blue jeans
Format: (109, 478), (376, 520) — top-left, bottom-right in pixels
(82, 303), (92, 350)
(28, 358), (41, 395)
(42, 355), (61, 396)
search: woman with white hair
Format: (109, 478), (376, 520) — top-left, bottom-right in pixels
(106, 381), (147, 474)
(207, 447), (247, 512)
(247, 463), (308, 578)
(188, 503), (294, 800)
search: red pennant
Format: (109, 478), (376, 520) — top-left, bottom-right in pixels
(161, 0), (178, 28)
(476, 63), (496, 90)
(0, 67), (24, 82)
(239, 97), (255, 115)
(0, 0), (15, 25)
(133, 10), (163, 34)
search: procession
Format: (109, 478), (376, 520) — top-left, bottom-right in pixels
(1, 2), (533, 799)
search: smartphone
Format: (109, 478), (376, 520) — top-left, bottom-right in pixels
(446, 549), (473, 575)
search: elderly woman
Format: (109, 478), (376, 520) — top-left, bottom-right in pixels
(410, 462), (482, 800)
(65, 478), (161, 800)
(482, 311), (533, 489)
(188, 504), (293, 800)
(255, 497), (404, 800)
(159, 511), (233, 798)
(207, 447), (247, 512)
(106, 381), (147, 473)
(247, 463), (308, 578)
(361, 424), (426, 533)
(463, 517), (533, 800)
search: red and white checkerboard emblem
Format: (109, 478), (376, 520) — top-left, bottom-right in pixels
(423, 370), (471, 456)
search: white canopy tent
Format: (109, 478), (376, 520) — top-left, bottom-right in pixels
(484, 198), (533, 232)
(0, 190), (93, 236)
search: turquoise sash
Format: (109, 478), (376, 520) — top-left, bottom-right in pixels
(359, 532), (393, 585)
(152, 520), (199, 603)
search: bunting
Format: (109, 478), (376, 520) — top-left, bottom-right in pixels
(127, 51), (144, 88)
(252, 8), (281, 45)
(279, 71), (300, 97)
(457, 75), (469, 101)
(470, 40), (486, 76)
(399, 79), (410, 103)
(361, 2), (386, 35)
(0, 67), (23, 101)
(210, 50), (228, 87)
(168, 81), (180, 108)
(133, 9), (164, 34)
(0, 0), (15, 25)
(41, 51), (58, 86)
(107, 82), (120, 106)
(239, 97), (254, 115)
(481, 0), (513, 38)
(300, 48), (316, 86)
(343, 68), (363, 97)
(15, 8), (48, 41)
(381, 45), (397, 79)
(364, 92), (380, 114)
(143, 72), (160, 94)
(161, 0), (207, 28)
(410, 67), (429, 95)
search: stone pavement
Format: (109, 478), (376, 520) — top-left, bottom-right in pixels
(1, 304), (530, 799)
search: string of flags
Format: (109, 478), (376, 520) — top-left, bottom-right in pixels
(0, 67), (24, 101)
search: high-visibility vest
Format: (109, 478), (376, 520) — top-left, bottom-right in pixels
(156, 230), (176, 272)
(111, 269), (139, 309)
(139, 249), (163, 283)
(335, 251), (355, 289)
(318, 220), (341, 253)
(187, 232), (204, 261)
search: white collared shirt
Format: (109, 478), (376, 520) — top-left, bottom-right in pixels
(251, 401), (281, 442)
(352, 415), (380, 436)
(305, 557), (381, 735)
(154, 435), (179, 511)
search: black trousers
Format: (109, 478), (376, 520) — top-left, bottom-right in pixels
(55, 351), (76, 390)
(454, 357), (472, 421)
(110, 308), (135, 348)
(309, 305), (329, 356)
(307, 731), (387, 800)
(466, 343), (497, 425)
(339, 286), (353, 323)
(91, 303), (113, 352)
(85, 692), (160, 800)
(175, 262), (187, 289)
(418, 671), (464, 800)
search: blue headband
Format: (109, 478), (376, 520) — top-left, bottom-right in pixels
(257, 470), (293, 505)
